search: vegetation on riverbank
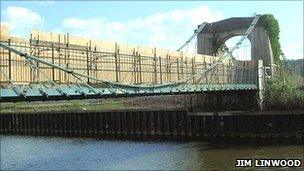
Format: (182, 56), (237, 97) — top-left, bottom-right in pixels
(261, 14), (303, 110)
(0, 96), (184, 114)
(0, 99), (124, 113)
(264, 72), (304, 110)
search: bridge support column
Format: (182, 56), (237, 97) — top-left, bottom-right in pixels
(257, 60), (265, 110)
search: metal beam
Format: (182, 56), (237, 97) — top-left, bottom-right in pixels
(177, 22), (207, 51)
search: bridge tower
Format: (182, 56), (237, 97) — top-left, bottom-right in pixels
(196, 17), (275, 75)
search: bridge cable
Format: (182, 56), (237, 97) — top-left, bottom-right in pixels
(23, 57), (68, 96)
(0, 16), (260, 91)
(177, 22), (208, 52)
(0, 69), (25, 97)
(218, 14), (261, 61)
(190, 14), (262, 84)
(227, 15), (261, 55)
(25, 59), (48, 97)
(280, 52), (293, 69)
(0, 42), (182, 89)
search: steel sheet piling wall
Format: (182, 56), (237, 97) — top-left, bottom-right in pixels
(0, 110), (303, 140)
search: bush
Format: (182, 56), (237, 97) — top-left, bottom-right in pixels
(265, 72), (304, 110)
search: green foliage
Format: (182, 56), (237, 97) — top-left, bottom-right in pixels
(260, 14), (282, 64)
(265, 73), (304, 109)
(211, 33), (222, 55)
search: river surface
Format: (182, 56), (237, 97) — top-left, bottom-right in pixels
(1, 135), (303, 170)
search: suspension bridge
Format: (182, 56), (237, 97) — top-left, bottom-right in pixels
(1, 14), (303, 140)
(0, 15), (261, 102)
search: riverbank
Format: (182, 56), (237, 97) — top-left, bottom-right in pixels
(0, 95), (187, 114)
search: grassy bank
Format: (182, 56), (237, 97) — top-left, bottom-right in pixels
(0, 99), (125, 113)
(0, 96), (184, 114)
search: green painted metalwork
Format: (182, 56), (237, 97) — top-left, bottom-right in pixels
(0, 15), (261, 102)
(0, 83), (257, 102)
(0, 42), (257, 102)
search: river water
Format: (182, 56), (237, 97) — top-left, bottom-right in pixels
(1, 135), (303, 170)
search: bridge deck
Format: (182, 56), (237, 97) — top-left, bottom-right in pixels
(0, 83), (256, 102)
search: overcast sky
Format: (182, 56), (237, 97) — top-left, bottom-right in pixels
(1, 1), (303, 60)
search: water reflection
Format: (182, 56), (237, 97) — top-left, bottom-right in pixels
(1, 135), (303, 170)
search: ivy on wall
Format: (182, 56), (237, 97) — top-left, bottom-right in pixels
(211, 33), (221, 55)
(260, 14), (282, 64)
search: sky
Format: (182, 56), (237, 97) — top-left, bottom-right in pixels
(0, 1), (303, 60)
